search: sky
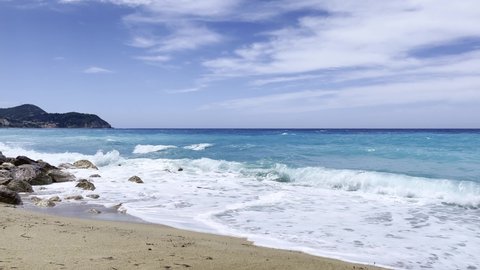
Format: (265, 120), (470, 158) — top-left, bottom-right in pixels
(1, 0), (480, 128)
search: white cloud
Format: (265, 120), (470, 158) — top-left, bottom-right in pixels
(83, 66), (114, 74)
(204, 0), (480, 76)
(209, 75), (480, 113)
(134, 55), (170, 63)
(153, 24), (222, 52)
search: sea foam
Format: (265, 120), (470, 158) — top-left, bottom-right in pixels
(132, 144), (177, 154)
(3, 141), (480, 269)
(183, 143), (213, 151)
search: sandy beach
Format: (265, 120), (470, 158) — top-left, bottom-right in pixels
(0, 204), (385, 270)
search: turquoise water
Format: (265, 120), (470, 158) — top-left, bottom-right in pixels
(1, 129), (480, 269)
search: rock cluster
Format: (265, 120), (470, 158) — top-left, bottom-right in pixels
(0, 151), (76, 205)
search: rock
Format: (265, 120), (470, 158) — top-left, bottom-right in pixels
(36, 160), (57, 171)
(6, 179), (33, 193)
(88, 208), (101, 214)
(58, 163), (75, 169)
(128, 175), (144, 184)
(0, 186), (22, 205)
(73, 160), (98, 170)
(0, 151), (6, 164)
(75, 179), (96, 190)
(12, 156), (37, 166)
(86, 194), (100, 199)
(33, 199), (56, 207)
(30, 196), (42, 202)
(64, 195), (83, 200)
(48, 196), (62, 202)
(89, 174), (101, 178)
(48, 169), (75, 183)
(12, 164), (53, 185)
(0, 162), (15, 169)
(0, 169), (12, 185)
(178, 168), (184, 172)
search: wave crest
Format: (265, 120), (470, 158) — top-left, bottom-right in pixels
(133, 144), (177, 154)
(184, 143), (213, 151)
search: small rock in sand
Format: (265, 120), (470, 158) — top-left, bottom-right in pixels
(88, 208), (101, 214)
(73, 160), (98, 170)
(76, 179), (96, 191)
(178, 168), (184, 172)
(48, 196), (62, 202)
(89, 174), (101, 178)
(128, 175), (144, 184)
(64, 195), (83, 200)
(86, 194), (100, 199)
(30, 196), (55, 207)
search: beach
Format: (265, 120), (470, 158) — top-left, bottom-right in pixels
(0, 204), (384, 270)
(1, 129), (479, 269)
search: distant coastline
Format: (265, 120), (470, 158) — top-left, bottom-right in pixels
(0, 104), (111, 128)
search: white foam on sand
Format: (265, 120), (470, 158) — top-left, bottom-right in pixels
(3, 142), (480, 270)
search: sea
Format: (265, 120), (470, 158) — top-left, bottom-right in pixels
(1, 128), (479, 269)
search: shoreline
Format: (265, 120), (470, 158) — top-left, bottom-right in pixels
(1, 203), (387, 270)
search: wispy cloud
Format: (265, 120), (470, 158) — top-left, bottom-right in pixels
(207, 75), (480, 113)
(83, 66), (114, 74)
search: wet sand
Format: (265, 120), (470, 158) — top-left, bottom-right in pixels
(0, 204), (386, 270)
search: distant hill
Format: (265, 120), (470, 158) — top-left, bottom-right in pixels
(0, 104), (112, 128)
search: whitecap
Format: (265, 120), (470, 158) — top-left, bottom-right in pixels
(132, 144), (177, 154)
(184, 143), (213, 151)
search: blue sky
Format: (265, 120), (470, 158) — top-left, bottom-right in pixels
(1, 0), (480, 128)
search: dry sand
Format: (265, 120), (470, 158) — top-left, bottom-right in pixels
(0, 204), (386, 270)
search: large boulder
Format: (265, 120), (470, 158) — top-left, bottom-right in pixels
(6, 179), (33, 193)
(48, 169), (75, 183)
(12, 156), (37, 166)
(75, 179), (96, 190)
(73, 160), (98, 170)
(36, 160), (57, 171)
(0, 169), (12, 185)
(12, 164), (53, 185)
(0, 186), (22, 205)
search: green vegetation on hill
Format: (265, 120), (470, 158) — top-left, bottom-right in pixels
(0, 104), (112, 128)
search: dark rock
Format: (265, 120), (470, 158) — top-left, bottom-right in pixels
(0, 169), (12, 185)
(64, 195), (83, 200)
(75, 179), (96, 190)
(73, 160), (98, 170)
(0, 186), (22, 205)
(86, 194), (100, 199)
(178, 168), (184, 172)
(36, 160), (57, 171)
(0, 151), (6, 164)
(128, 175), (144, 184)
(48, 169), (75, 183)
(89, 174), (101, 178)
(6, 179), (33, 193)
(12, 156), (36, 166)
(12, 164), (53, 185)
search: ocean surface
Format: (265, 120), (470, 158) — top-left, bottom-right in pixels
(1, 128), (479, 269)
